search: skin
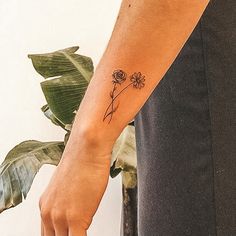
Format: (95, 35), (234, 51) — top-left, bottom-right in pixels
(39, 0), (210, 235)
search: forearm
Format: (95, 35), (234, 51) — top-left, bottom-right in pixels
(69, 0), (210, 153)
(40, 1), (211, 232)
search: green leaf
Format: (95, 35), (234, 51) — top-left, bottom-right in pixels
(40, 73), (88, 124)
(41, 104), (66, 129)
(0, 140), (65, 213)
(110, 125), (137, 185)
(28, 46), (94, 124)
(28, 46), (93, 81)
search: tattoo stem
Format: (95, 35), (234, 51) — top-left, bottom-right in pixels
(103, 82), (133, 122)
(103, 83), (117, 121)
(109, 83), (117, 122)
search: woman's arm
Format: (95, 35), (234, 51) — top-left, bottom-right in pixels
(72, 0), (210, 151)
(39, 0), (210, 235)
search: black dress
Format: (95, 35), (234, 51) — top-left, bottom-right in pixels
(134, 0), (236, 235)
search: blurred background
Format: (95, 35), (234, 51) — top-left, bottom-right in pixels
(0, 0), (122, 235)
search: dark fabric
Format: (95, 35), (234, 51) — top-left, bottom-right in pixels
(134, 0), (236, 235)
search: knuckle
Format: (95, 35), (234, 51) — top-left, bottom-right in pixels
(52, 211), (65, 224)
(67, 213), (90, 230)
(40, 208), (51, 221)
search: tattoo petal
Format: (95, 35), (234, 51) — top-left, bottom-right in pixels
(130, 72), (145, 89)
(112, 69), (127, 84)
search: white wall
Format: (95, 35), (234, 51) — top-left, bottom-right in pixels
(0, 0), (122, 235)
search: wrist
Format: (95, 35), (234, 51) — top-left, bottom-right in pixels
(68, 121), (116, 157)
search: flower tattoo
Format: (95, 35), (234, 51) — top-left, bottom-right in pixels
(112, 69), (127, 84)
(130, 72), (145, 89)
(103, 69), (146, 124)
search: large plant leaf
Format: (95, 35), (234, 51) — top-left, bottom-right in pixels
(28, 46), (94, 124)
(0, 140), (64, 213)
(28, 46), (93, 81)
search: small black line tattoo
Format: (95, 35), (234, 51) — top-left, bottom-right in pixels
(103, 69), (145, 124)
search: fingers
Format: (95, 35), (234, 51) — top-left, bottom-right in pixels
(44, 226), (55, 236)
(40, 210), (55, 236)
(54, 229), (68, 236)
(41, 221), (44, 236)
(39, 199), (88, 236)
(41, 213), (68, 236)
(54, 223), (68, 236)
(68, 224), (87, 236)
(41, 218), (87, 236)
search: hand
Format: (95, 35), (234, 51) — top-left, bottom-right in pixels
(39, 137), (112, 236)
